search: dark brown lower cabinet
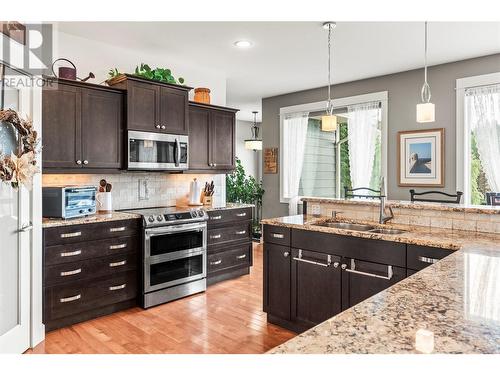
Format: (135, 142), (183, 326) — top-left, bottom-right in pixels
(341, 258), (406, 310)
(263, 225), (452, 333)
(291, 249), (341, 329)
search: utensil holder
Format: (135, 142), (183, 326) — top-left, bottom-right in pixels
(202, 195), (213, 207)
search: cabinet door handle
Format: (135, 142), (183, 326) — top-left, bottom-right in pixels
(210, 234), (222, 239)
(60, 249), (82, 257)
(109, 260), (126, 267)
(418, 256), (439, 264)
(110, 226), (126, 232)
(210, 259), (222, 265)
(293, 250), (331, 267)
(235, 230), (246, 235)
(109, 283), (126, 291)
(211, 215), (222, 220)
(271, 233), (284, 239)
(109, 243), (127, 250)
(60, 268), (82, 276)
(343, 259), (393, 280)
(236, 254), (247, 259)
(83, 160), (89, 165)
(283, 251), (290, 257)
(155, 125), (161, 129)
(60, 231), (82, 238)
(213, 163), (217, 167)
(60, 294), (81, 303)
(161, 125), (166, 130)
(236, 212), (247, 217)
(76, 160), (82, 165)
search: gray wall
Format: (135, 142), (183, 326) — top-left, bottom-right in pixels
(262, 53), (500, 219)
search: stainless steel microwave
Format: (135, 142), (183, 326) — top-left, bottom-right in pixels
(127, 131), (188, 171)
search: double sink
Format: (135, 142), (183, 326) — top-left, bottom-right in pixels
(314, 221), (407, 235)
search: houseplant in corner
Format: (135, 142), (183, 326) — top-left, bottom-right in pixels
(226, 158), (264, 240)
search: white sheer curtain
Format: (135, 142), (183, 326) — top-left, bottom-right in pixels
(282, 112), (309, 215)
(466, 84), (500, 192)
(347, 102), (381, 190)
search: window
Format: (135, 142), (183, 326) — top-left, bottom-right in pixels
(280, 92), (387, 211)
(457, 73), (500, 205)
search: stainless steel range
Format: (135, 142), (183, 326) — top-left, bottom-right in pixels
(122, 206), (208, 308)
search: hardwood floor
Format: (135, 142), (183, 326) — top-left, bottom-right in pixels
(29, 243), (295, 354)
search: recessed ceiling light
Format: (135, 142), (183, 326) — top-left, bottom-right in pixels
(234, 40), (253, 48)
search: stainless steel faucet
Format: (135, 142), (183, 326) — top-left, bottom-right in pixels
(379, 177), (394, 224)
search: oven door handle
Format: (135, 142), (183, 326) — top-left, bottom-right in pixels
(145, 223), (206, 235)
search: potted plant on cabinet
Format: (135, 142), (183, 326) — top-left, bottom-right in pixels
(226, 158), (264, 240)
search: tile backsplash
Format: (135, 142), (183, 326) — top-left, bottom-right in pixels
(42, 173), (226, 210)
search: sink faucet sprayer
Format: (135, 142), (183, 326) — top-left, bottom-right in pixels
(379, 177), (394, 224)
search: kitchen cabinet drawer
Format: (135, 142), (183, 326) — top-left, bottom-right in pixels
(207, 243), (252, 274)
(292, 229), (406, 267)
(207, 207), (252, 226)
(407, 244), (453, 271)
(44, 270), (137, 321)
(44, 251), (137, 287)
(208, 221), (251, 245)
(44, 236), (138, 266)
(44, 219), (140, 246)
(263, 225), (291, 246)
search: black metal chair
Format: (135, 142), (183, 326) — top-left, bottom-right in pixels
(486, 192), (500, 206)
(344, 187), (381, 199)
(409, 189), (463, 204)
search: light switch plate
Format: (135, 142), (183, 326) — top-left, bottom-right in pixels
(310, 204), (321, 215)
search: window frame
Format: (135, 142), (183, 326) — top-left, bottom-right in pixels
(456, 72), (500, 205)
(279, 91), (388, 203)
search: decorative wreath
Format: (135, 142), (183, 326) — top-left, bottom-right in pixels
(0, 109), (41, 189)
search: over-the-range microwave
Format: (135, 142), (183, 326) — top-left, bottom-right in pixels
(127, 130), (188, 171)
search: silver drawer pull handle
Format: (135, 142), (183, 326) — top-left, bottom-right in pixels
(344, 259), (393, 280)
(210, 260), (222, 265)
(60, 250), (81, 257)
(60, 294), (81, 303)
(210, 234), (222, 239)
(418, 256), (439, 264)
(60, 268), (82, 276)
(109, 283), (126, 291)
(292, 249), (331, 267)
(109, 243), (127, 250)
(271, 233), (284, 239)
(211, 215), (222, 220)
(109, 260), (126, 267)
(236, 212), (247, 217)
(110, 226), (126, 232)
(235, 230), (246, 235)
(60, 231), (81, 238)
(236, 254), (247, 259)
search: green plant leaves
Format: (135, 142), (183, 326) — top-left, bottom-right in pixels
(131, 63), (186, 85)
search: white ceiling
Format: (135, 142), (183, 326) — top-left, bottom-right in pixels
(58, 22), (500, 121)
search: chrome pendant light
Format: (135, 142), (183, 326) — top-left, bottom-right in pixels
(245, 111), (262, 151)
(416, 21), (435, 123)
(321, 21), (337, 132)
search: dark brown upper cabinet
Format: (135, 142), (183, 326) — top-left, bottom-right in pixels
(42, 78), (124, 171)
(188, 102), (238, 172)
(107, 74), (191, 135)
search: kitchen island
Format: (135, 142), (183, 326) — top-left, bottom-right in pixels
(263, 214), (500, 354)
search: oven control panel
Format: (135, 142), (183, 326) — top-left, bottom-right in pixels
(145, 209), (206, 226)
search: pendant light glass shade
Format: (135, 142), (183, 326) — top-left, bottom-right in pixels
(244, 111), (262, 151)
(321, 114), (337, 131)
(417, 21), (435, 123)
(322, 22), (337, 132)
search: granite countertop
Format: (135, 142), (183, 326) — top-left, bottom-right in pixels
(302, 197), (500, 215)
(263, 215), (500, 354)
(42, 212), (141, 228)
(207, 202), (255, 211)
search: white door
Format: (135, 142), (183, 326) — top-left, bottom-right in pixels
(0, 72), (33, 353)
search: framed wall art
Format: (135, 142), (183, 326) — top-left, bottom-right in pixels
(398, 128), (444, 187)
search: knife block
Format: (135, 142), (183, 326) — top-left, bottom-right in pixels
(202, 194), (213, 207)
